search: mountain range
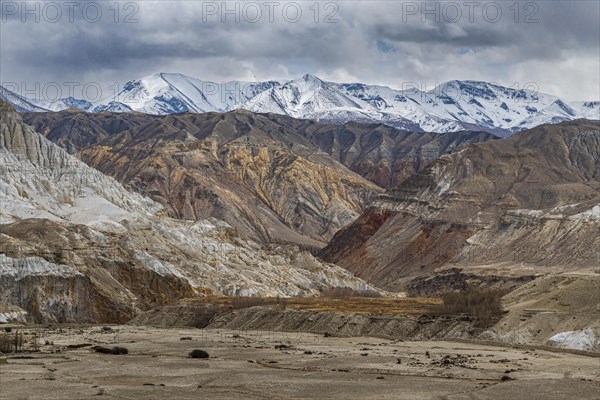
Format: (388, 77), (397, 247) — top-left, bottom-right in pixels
(1, 74), (599, 327)
(2, 73), (598, 136)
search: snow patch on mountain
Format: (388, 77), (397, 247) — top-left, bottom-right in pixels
(569, 204), (600, 221)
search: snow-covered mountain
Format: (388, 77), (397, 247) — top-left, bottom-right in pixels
(93, 73), (598, 135)
(93, 72), (280, 114)
(0, 85), (92, 112)
(0, 85), (49, 113)
(5, 74), (599, 135)
(34, 96), (93, 112)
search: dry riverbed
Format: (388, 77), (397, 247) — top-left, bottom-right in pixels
(0, 326), (598, 400)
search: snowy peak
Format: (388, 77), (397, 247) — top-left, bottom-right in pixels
(96, 101), (133, 113)
(94, 72), (280, 115)
(0, 85), (49, 113)
(94, 73), (188, 114)
(434, 80), (532, 101)
(1, 85), (91, 112)
(242, 74), (366, 119)
(570, 101), (600, 120)
(300, 73), (324, 84)
(241, 77), (597, 134)
(33, 96), (93, 112)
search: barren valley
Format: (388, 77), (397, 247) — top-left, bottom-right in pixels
(1, 325), (599, 400)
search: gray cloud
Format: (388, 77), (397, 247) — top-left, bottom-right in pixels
(1, 0), (598, 102)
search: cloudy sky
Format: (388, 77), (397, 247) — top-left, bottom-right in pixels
(1, 0), (599, 101)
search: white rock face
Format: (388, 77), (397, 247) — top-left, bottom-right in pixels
(548, 328), (600, 352)
(0, 310), (27, 324)
(0, 106), (161, 228)
(0, 254), (82, 279)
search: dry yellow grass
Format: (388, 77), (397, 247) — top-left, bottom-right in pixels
(181, 296), (441, 315)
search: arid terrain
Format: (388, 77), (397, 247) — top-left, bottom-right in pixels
(1, 325), (599, 400)
(322, 120), (600, 293)
(1, 2), (599, 399)
(22, 110), (493, 245)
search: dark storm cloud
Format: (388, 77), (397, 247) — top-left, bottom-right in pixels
(375, 2), (598, 46)
(1, 0), (598, 101)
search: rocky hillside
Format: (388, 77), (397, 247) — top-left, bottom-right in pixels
(74, 111), (381, 245)
(322, 120), (600, 292)
(22, 111), (495, 244)
(482, 275), (600, 351)
(274, 118), (496, 188)
(0, 99), (379, 323)
(22, 109), (160, 154)
(23, 111), (496, 188)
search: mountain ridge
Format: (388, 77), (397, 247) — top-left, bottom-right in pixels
(3, 74), (598, 135)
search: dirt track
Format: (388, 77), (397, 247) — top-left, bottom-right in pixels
(0, 326), (598, 400)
